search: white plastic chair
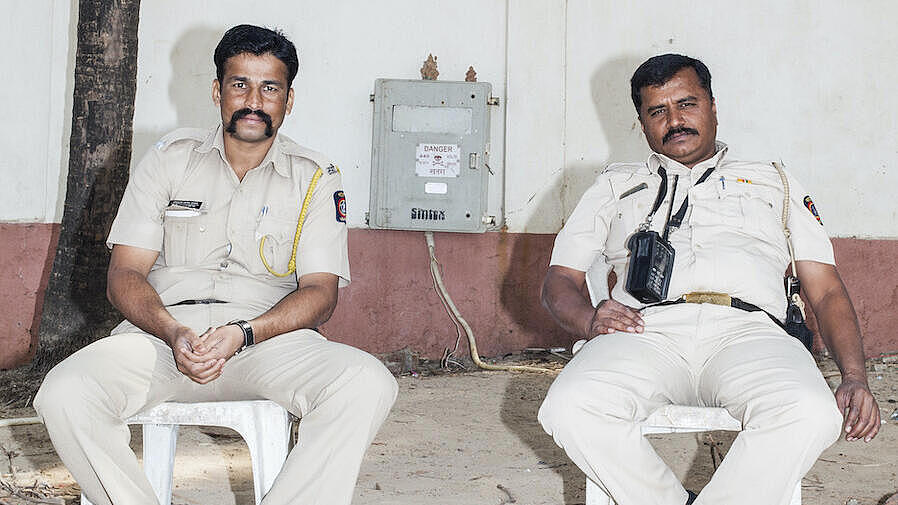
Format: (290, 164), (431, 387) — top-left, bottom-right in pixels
(81, 400), (291, 505)
(580, 268), (801, 505)
(583, 404), (802, 504)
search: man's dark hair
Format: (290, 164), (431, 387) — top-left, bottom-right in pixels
(630, 54), (713, 114)
(214, 24), (299, 88)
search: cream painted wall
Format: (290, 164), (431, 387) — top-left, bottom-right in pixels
(541, 0), (898, 239)
(3, 1), (897, 238)
(129, 0), (508, 229)
(0, 0), (75, 223)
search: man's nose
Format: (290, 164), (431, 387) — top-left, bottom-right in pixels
(668, 107), (685, 127)
(244, 86), (263, 110)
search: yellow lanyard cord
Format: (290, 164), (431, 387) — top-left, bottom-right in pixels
(259, 167), (323, 277)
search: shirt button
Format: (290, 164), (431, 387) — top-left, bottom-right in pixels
(220, 261), (229, 269)
(199, 226), (206, 232)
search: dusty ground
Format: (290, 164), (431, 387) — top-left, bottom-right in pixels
(1, 355), (896, 505)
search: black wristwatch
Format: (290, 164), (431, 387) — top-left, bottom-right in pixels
(228, 319), (255, 354)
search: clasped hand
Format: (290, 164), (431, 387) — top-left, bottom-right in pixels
(169, 324), (245, 384)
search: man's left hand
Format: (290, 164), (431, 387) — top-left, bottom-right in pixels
(835, 377), (880, 442)
(193, 324), (245, 363)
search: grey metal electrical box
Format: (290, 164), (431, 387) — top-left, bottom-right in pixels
(369, 78), (492, 233)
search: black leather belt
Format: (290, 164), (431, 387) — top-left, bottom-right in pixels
(653, 292), (786, 331)
(171, 299), (225, 306)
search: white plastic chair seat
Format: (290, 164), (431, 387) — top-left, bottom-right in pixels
(585, 404), (801, 505)
(81, 400), (291, 505)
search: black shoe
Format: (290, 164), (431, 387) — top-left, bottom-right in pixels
(685, 490), (698, 505)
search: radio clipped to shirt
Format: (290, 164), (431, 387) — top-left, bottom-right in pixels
(624, 164), (717, 304)
(625, 230), (674, 303)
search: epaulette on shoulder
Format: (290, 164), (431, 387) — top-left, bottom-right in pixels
(603, 162), (647, 175)
(154, 128), (208, 151)
(281, 138), (341, 176)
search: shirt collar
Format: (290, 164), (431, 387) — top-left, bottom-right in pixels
(647, 141), (728, 176)
(195, 124), (291, 178)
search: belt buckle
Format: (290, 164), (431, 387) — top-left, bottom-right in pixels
(683, 292), (732, 306)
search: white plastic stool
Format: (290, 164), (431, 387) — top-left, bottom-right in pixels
(584, 404), (802, 505)
(81, 400), (291, 505)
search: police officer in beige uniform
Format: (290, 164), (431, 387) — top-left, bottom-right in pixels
(35, 25), (397, 505)
(538, 54), (879, 505)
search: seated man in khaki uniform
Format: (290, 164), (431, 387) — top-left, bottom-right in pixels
(35, 24), (397, 505)
(538, 54), (879, 505)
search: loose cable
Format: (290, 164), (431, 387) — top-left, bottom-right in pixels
(424, 231), (557, 374)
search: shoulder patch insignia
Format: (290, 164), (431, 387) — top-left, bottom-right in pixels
(333, 191), (346, 223)
(325, 164), (339, 175)
(803, 195), (823, 225)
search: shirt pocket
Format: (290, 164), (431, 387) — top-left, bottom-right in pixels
(605, 197), (643, 261)
(737, 185), (782, 244)
(254, 214), (298, 275)
(161, 213), (212, 266)
(689, 182), (742, 229)
(689, 181), (783, 247)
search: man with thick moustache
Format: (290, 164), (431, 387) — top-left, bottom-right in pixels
(35, 24), (397, 505)
(537, 54), (879, 505)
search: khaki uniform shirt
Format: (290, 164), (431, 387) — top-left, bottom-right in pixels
(550, 143), (833, 320)
(107, 125), (349, 333)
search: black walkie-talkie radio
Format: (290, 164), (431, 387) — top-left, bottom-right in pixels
(625, 170), (681, 304)
(625, 230), (674, 303)
(624, 165), (717, 304)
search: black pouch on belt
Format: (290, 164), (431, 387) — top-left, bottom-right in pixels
(784, 276), (813, 351)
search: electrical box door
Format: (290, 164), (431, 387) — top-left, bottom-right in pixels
(369, 78), (492, 233)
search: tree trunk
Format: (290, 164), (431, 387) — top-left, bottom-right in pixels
(32, 0), (141, 373)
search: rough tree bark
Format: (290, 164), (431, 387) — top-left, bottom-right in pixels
(33, 0), (141, 373)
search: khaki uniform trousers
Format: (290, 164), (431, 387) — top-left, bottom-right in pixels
(34, 328), (398, 505)
(538, 303), (842, 505)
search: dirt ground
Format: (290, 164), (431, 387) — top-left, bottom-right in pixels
(1, 355), (896, 505)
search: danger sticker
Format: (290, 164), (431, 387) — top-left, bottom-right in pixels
(416, 143), (460, 178)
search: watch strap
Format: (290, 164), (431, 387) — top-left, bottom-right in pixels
(228, 319), (254, 353)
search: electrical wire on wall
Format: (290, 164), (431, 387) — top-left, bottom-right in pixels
(424, 232), (557, 375)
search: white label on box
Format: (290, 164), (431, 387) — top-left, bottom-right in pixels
(424, 182), (448, 194)
(416, 143), (460, 177)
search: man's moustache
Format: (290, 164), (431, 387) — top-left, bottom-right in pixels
(662, 127), (699, 144)
(225, 108), (274, 137)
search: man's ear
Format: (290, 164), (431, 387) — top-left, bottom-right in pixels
(212, 79), (221, 106)
(639, 114), (647, 135)
(711, 98), (718, 125)
(285, 87), (294, 115)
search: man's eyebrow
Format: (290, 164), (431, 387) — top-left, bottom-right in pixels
(261, 79), (285, 86)
(676, 95), (698, 103)
(646, 104), (666, 113)
(227, 75), (248, 82)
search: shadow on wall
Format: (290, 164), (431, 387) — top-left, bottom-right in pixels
(498, 54), (650, 354)
(131, 25), (222, 163)
(499, 54), (655, 504)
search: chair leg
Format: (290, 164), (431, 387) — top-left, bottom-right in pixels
(585, 477), (615, 505)
(238, 404), (291, 504)
(78, 424), (178, 505)
(142, 423), (179, 505)
(790, 481), (802, 505)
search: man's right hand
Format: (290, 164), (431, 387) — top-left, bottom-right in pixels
(167, 326), (225, 384)
(588, 299), (644, 337)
